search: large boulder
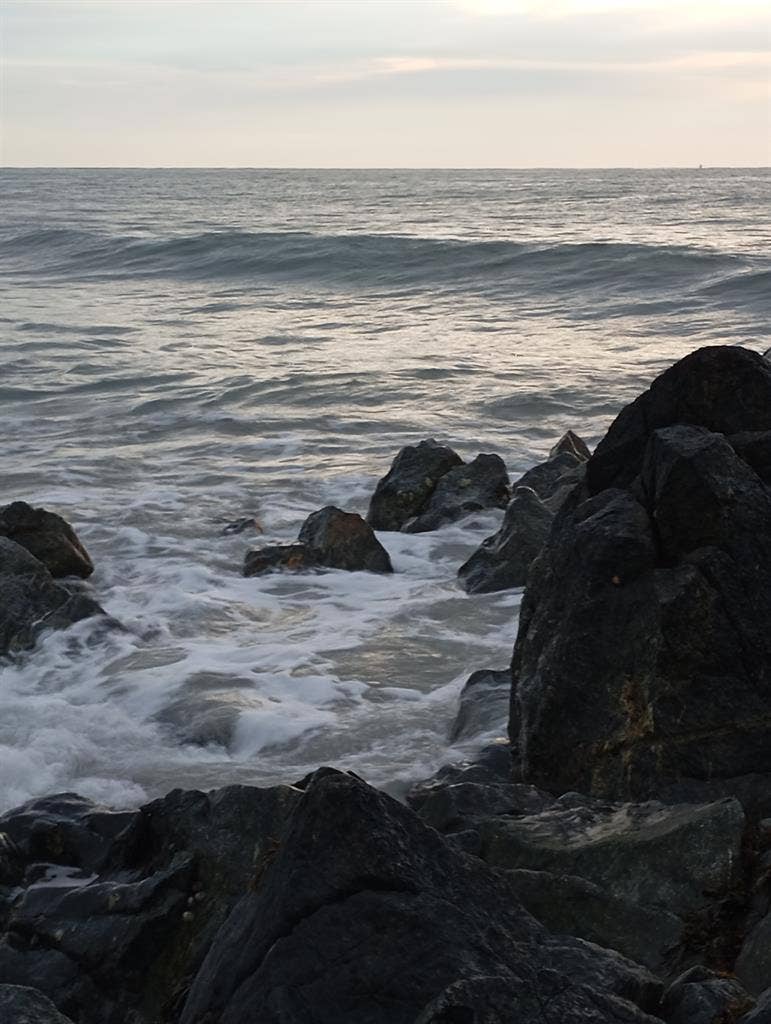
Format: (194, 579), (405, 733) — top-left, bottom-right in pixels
(181, 770), (662, 1024)
(244, 507), (393, 576)
(458, 487), (554, 594)
(0, 502), (93, 579)
(366, 439), (463, 531)
(0, 538), (105, 657)
(402, 454), (510, 533)
(511, 346), (771, 800)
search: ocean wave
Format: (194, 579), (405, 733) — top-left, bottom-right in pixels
(0, 226), (757, 298)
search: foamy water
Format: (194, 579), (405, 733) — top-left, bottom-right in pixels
(1, 168), (769, 810)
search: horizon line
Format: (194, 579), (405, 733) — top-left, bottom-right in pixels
(2, 164), (770, 171)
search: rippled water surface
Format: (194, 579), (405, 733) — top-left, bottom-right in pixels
(1, 168), (769, 810)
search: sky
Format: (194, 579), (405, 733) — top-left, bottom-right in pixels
(1, 0), (769, 167)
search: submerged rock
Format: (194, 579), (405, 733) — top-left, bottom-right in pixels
(0, 538), (105, 657)
(0, 501), (93, 579)
(402, 453), (510, 533)
(366, 439), (463, 531)
(244, 507), (393, 576)
(458, 487), (553, 593)
(511, 346), (771, 800)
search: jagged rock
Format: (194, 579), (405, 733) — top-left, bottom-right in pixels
(511, 347), (771, 800)
(244, 508), (393, 576)
(298, 506), (393, 572)
(550, 430), (592, 462)
(512, 449), (585, 504)
(402, 454), (510, 532)
(449, 668), (511, 743)
(366, 439), (463, 531)
(0, 538), (105, 657)
(0, 785), (300, 1024)
(0, 985), (75, 1024)
(181, 770), (662, 1024)
(737, 911), (771, 996)
(587, 345), (771, 493)
(0, 502), (93, 579)
(660, 966), (755, 1024)
(458, 487), (553, 594)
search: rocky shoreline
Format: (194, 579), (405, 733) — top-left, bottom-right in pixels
(1, 345), (770, 1023)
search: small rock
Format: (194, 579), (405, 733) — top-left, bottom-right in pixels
(661, 966), (754, 1024)
(298, 506), (393, 573)
(243, 543), (313, 577)
(550, 430), (592, 462)
(366, 439), (463, 531)
(402, 453), (510, 533)
(448, 668), (511, 743)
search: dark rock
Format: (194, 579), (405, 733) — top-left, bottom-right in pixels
(0, 502), (93, 579)
(729, 431), (771, 486)
(512, 449), (585, 504)
(737, 910), (771, 996)
(415, 782), (552, 835)
(243, 542), (313, 576)
(587, 345), (771, 493)
(181, 770), (662, 1024)
(222, 516), (262, 535)
(505, 869), (681, 975)
(298, 506), (393, 572)
(366, 439), (463, 531)
(449, 668), (511, 744)
(458, 487), (553, 594)
(741, 988), (771, 1023)
(660, 966), (754, 1024)
(550, 430), (592, 462)
(0, 985), (75, 1024)
(0, 539), (105, 657)
(512, 401), (771, 799)
(403, 454), (510, 533)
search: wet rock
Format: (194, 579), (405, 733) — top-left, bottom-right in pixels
(737, 910), (771, 996)
(511, 348), (771, 800)
(181, 770), (662, 1024)
(366, 439), (463, 531)
(449, 668), (511, 743)
(402, 453), (510, 532)
(0, 502), (93, 579)
(221, 516), (262, 536)
(512, 449), (586, 504)
(0, 985), (75, 1024)
(298, 506), (393, 572)
(243, 542), (313, 576)
(660, 966), (754, 1024)
(458, 487), (553, 593)
(244, 508), (393, 576)
(0, 538), (105, 657)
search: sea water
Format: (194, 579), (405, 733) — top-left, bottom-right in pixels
(0, 168), (769, 811)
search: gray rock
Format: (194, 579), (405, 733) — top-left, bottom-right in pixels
(0, 501), (93, 579)
(458, 487), (554, 594)
(480, 797), (745, 921)
(740, 987), (771, 1022)
(0, 538), (105, 657)
(0, 985), (75, 1024)
(366, 439), (464, 531)
(403, 453), (510, 532)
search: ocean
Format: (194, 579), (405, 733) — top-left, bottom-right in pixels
(1, 167), (769, 812)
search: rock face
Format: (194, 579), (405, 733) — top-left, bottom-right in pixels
(511, 346), (771, 800)
(244, 507), (393, 576)
(402, 453), (510, 533)
(0, 502), (94, 579)
(0, 538), (105, 657)
(458, 487), (553, 593)
(366, 440), (509, 533)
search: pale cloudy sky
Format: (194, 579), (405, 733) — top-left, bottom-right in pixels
(2, 0), (769, 167)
